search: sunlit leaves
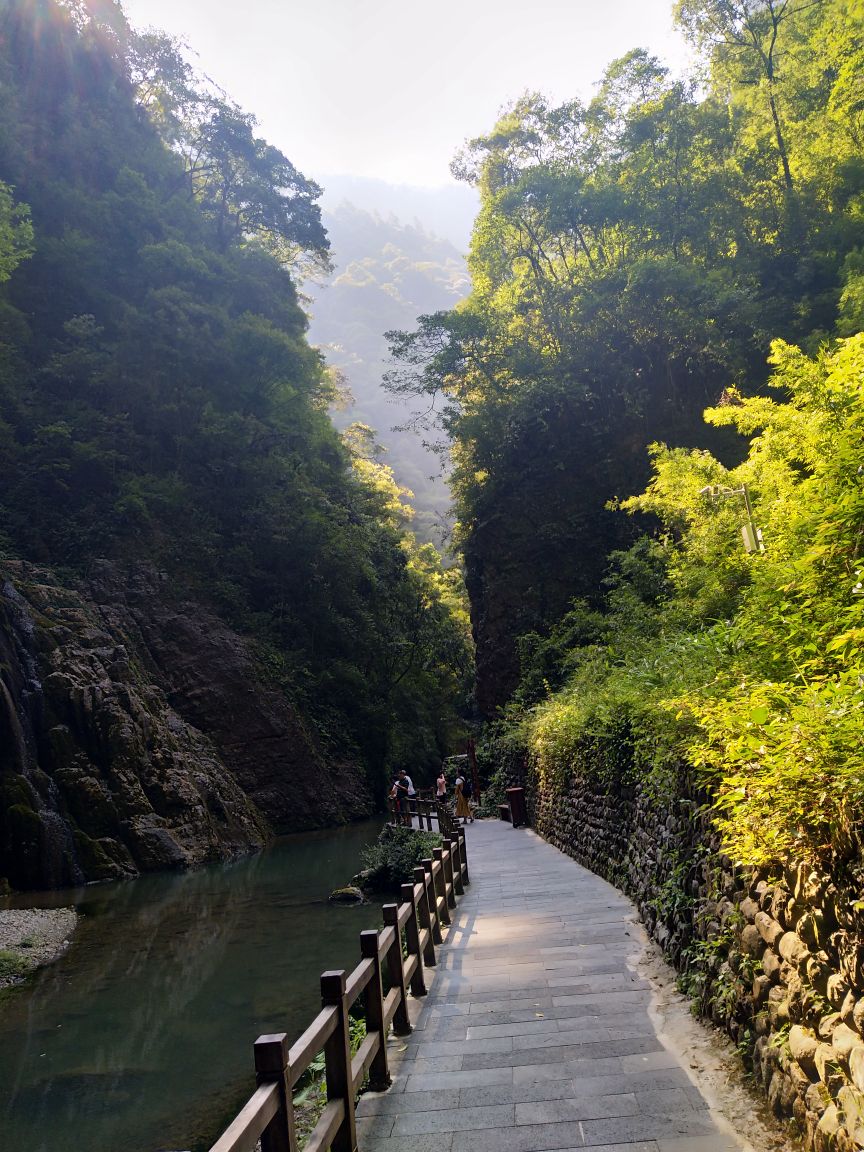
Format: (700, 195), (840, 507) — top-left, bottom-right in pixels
(0, 183), (34, 282)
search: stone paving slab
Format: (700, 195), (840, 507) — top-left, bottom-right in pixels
(359, 820), (743, 1152)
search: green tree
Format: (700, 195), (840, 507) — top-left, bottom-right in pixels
(675, 0), (824, 191)
(0, 182), (33, 281)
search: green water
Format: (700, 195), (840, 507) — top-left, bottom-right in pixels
(0, 821), (384, 1152)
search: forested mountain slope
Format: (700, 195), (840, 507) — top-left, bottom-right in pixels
(321, 175), (478, 251)
(0, 0), (472, 889)
(307, 203), (469, 545)
(390, 0), (864, 715)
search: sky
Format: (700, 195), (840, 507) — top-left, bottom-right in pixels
(121, 0), (694, 191)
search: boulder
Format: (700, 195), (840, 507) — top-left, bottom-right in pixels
(755, 911), (785, 948)
(849, 1045), (864, 1093)
(328, 886), (367, 906)
(832, 1022), (861, 1061)
(789, 1025), (819, 1074)
(779, 930), (809, 966)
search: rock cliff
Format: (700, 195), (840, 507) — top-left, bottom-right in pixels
(0, 562), (374, 890)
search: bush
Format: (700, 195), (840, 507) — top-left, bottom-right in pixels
(0, 950), (29, 982)
(360, 825), (443, 892)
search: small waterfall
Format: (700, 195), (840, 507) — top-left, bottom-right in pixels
(0, 673), (29, 773)
(1, 577), (84, 889)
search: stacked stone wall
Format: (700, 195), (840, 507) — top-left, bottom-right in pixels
(522, 763), (864, 1151)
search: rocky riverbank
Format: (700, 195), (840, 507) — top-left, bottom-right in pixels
(0, 907), (77, 988)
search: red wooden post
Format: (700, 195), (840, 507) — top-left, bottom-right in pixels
(401, 882), (427, 996)
(382, 904), (412, 1036)
(320, 970), (357, 1152)
(414, 865), (437, 967)
(360, 929), (391, 1092)
(254, 1032), (295, 1152)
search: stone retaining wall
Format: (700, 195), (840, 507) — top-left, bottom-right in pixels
(523, 762), (864, 1152)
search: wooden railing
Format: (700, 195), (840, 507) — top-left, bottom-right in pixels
(387, 796), (461, 837)
(206, 830), (469, 1152)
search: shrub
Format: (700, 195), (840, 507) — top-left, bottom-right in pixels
(360, 825), (443, 892)
(0, 950), (29, 982)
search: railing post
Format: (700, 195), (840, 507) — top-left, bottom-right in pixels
(413, 866), (437, 966)
(360, 929), (390, 1091)
(320, 970), (357, 1152)
(458, 829), (469, 884)
(421, 858), (442, 945)
(432, 848), (451, 926)
(441, 843), (457, 909)
(382, 904), (412, 1036)
(254, 1033), (295, 1152)
(424, 801), (434, 831)
(401, 882), (427, 996)
(449, 836), (464, 896)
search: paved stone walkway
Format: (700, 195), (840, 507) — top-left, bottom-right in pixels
(356, 819), (744, 1152)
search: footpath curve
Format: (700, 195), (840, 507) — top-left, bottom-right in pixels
(357, 819), (745, 1152)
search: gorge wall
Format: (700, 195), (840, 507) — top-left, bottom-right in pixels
(0, 562), (374, 891)
(517, 762), (864, 1152)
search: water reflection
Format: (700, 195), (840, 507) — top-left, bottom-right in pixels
(0, 821), (383, 1152)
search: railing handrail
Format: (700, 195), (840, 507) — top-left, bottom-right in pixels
(205, 825), (470, 1152)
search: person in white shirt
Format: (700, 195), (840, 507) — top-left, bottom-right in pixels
(398, 769), (416, 825)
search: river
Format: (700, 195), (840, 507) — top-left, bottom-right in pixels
(0, 820), (384, 1152)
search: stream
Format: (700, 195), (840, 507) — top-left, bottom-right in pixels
(0, 819), (384, 1152)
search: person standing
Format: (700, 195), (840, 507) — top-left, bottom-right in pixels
(398, 769), (415, 825)
(391, 773), (409, 825)
(454, 772), (471, 824)
(436, 769), (447, 800)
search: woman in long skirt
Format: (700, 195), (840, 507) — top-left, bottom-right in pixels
(455, 774), (471, 824)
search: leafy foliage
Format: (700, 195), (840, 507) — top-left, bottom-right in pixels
(505, 336), (864, 870)
(360, 824), (443, 892)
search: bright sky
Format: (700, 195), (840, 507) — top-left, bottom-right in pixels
(121, 0), (693, 188)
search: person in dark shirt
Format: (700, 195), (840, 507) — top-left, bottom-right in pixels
(392, 774), (410, 825)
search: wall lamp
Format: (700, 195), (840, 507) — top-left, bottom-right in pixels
(699, 483), (765, 553)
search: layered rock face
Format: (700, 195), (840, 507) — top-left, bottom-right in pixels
(0, 562), (373, 890)
(518, 762), (864, 1152)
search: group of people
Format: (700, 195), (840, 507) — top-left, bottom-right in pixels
(438, 766), (475, 824)
(389, 766), (475, 825)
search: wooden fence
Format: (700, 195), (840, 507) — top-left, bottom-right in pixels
(387, 796), (462, 836)
(206, 829), (469, 1152)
